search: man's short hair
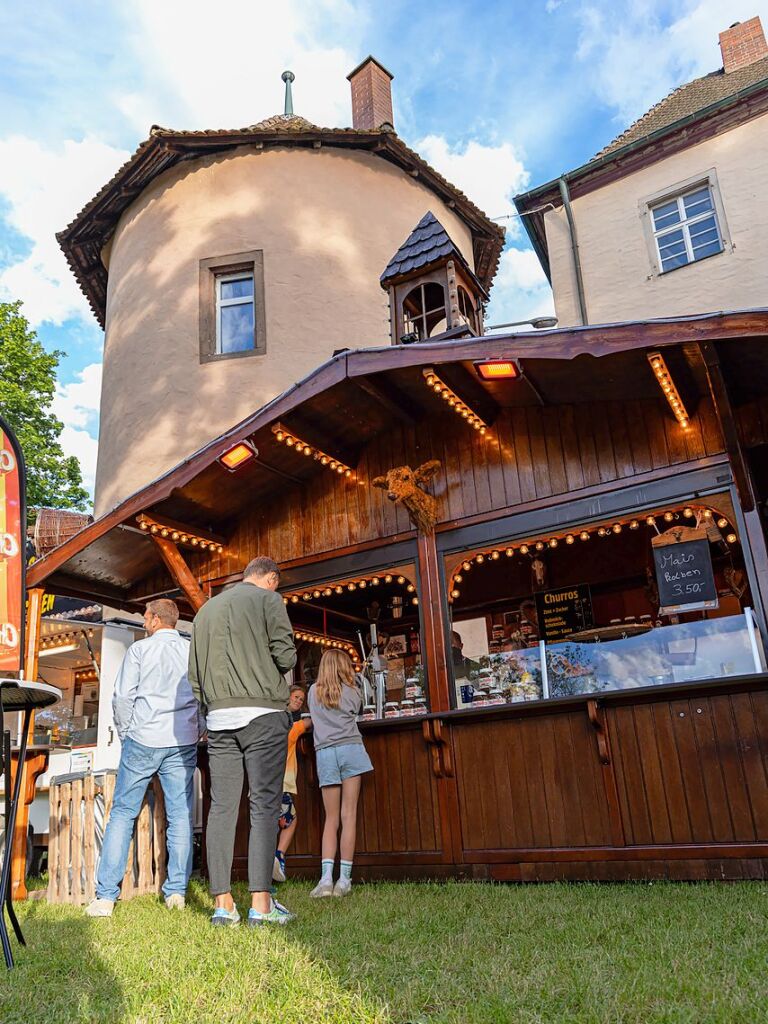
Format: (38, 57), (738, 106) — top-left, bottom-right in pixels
(243, 556), (280, 580)
(289, 684), (305, 695)
(146, 598), (179, 627)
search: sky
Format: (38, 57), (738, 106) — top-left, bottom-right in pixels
(1, 0), (766, 502)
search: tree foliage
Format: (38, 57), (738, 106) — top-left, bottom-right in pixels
(0, 300), (89, 514)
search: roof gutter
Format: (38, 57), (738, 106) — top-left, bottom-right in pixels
(558, 176), (588, 326)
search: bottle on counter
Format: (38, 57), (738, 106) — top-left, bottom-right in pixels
(400, 699), (414, 717)
(361, 704), (377, 721)
(413, 697), (427, 715)
(488, 688), (505, 706)
(384, 701), (400, 719)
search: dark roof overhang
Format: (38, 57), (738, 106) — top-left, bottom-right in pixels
(58, 124), (505, 327)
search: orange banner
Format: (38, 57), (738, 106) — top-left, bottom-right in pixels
(0, 425), (23, 672)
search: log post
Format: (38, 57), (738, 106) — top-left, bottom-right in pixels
(416, 531), (451, 712)
(698, 340), (768, 621)
(150, 535), (208, 612)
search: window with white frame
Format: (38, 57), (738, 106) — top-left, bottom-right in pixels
(650, 185), (723, 273)
(216, 271), (255, 353)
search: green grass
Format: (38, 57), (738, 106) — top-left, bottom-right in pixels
(1, 879), (766, 1024)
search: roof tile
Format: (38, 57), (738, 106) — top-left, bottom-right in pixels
(596, 55), (768, 158)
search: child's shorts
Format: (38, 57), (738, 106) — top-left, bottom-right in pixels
(316, 742), (373, 787)
(278, 792), (296, 829)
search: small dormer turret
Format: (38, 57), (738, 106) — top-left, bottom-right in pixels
(380, 212), (487, 344)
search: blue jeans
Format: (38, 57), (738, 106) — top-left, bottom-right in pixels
(96, 737), (197, 902)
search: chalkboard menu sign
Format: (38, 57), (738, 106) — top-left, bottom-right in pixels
(652, 529), (718, 615)
(535, 584), (594, 642)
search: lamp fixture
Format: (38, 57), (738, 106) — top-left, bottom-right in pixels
(218, 440), (257, 472)
(271, 423), (354, 477)
(137, 514), (225, 554)
(473, 360), (520, 381)
(422, 368), (489, 434)
(39, 642), (80, 657)
(648, 351), (690, 430)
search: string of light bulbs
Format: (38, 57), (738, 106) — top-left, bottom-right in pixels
(283, 571), (419, 606)
(137, 515), (224, 554)
(272, 423), (354, 478)
(422, 368), (489, 434)
(448, 505), (737, 600)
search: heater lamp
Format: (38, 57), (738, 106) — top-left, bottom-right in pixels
(219, 441), (257, 471)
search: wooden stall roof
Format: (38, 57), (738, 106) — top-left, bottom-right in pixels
(27, 308), (768, 607)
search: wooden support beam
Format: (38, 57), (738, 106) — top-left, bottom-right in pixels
(697, 340), (768, 623)
(355, 376), (419, 426)
(416, 532), (451, 713)
(697, 341), (754, 512)
(151, 535), (208, 612)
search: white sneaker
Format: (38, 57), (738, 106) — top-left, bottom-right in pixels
(165, 894), (186, 910)
(85, 898), (114, 918)
(309, 878), (334, 898)
(333, 878), (352, 897)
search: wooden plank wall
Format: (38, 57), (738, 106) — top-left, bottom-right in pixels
(173, 397), (723, 589)
(269, 683), (768, 882)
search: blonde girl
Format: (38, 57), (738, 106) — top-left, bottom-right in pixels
(308, 649), (373, 897)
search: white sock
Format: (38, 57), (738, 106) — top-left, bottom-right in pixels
(340, 860), (353, 881)
(320, 859), (334, 882)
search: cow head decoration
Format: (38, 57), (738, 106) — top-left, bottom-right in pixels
(371, 460), (442, 534)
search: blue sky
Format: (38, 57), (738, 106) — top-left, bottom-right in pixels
(1, 0), (766, 501)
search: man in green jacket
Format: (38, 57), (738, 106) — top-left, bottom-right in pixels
(189, 555), (297, 927)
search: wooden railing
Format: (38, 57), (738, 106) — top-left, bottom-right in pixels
(47, 773), (167, 905)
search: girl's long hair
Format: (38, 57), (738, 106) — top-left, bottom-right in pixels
(315, 649), (356, 709)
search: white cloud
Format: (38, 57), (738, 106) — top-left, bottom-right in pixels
(52, 362), (102, 431)
(51, 362), (102, 495)
(575, 0), (768, 125)
(486, 246), (555, 326)
(414, 134), (530, 222)
(116, 0), (364, 132)
(0, 137), (129, 326)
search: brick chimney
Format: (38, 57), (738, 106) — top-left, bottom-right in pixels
(347, 56), (394, 130)
(719, 17), (768, 73)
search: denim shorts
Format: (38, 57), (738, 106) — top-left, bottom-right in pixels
(316, 742), (373, 787)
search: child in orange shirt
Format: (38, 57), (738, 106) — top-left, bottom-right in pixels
(273, 685), (309, 882)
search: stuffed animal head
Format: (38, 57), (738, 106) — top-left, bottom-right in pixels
(371, 460), (441, 533)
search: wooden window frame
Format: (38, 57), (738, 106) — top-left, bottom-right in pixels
(199, 250), (266, 363)
(639, 170), (732, 279)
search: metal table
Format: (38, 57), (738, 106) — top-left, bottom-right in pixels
(0, 679), (60, 969)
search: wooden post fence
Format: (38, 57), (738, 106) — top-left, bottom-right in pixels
(47, 773), (167, 905)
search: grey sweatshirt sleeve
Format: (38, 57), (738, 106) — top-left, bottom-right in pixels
(187, 623), (203, 706)
(266, 592), (298, 673)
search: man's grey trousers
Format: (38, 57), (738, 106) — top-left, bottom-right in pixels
(206, 711), (291, 894)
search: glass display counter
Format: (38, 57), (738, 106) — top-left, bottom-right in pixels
(453, 609), (765, 708)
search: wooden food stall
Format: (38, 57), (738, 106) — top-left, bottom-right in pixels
(27, 310), (768, 881)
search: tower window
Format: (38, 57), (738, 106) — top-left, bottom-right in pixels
(216, 273), (255, 353)
(403, 282), (447, 341)
(199, 249), (266, 362)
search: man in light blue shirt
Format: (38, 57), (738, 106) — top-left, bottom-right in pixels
(86, 599), (202, 917)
